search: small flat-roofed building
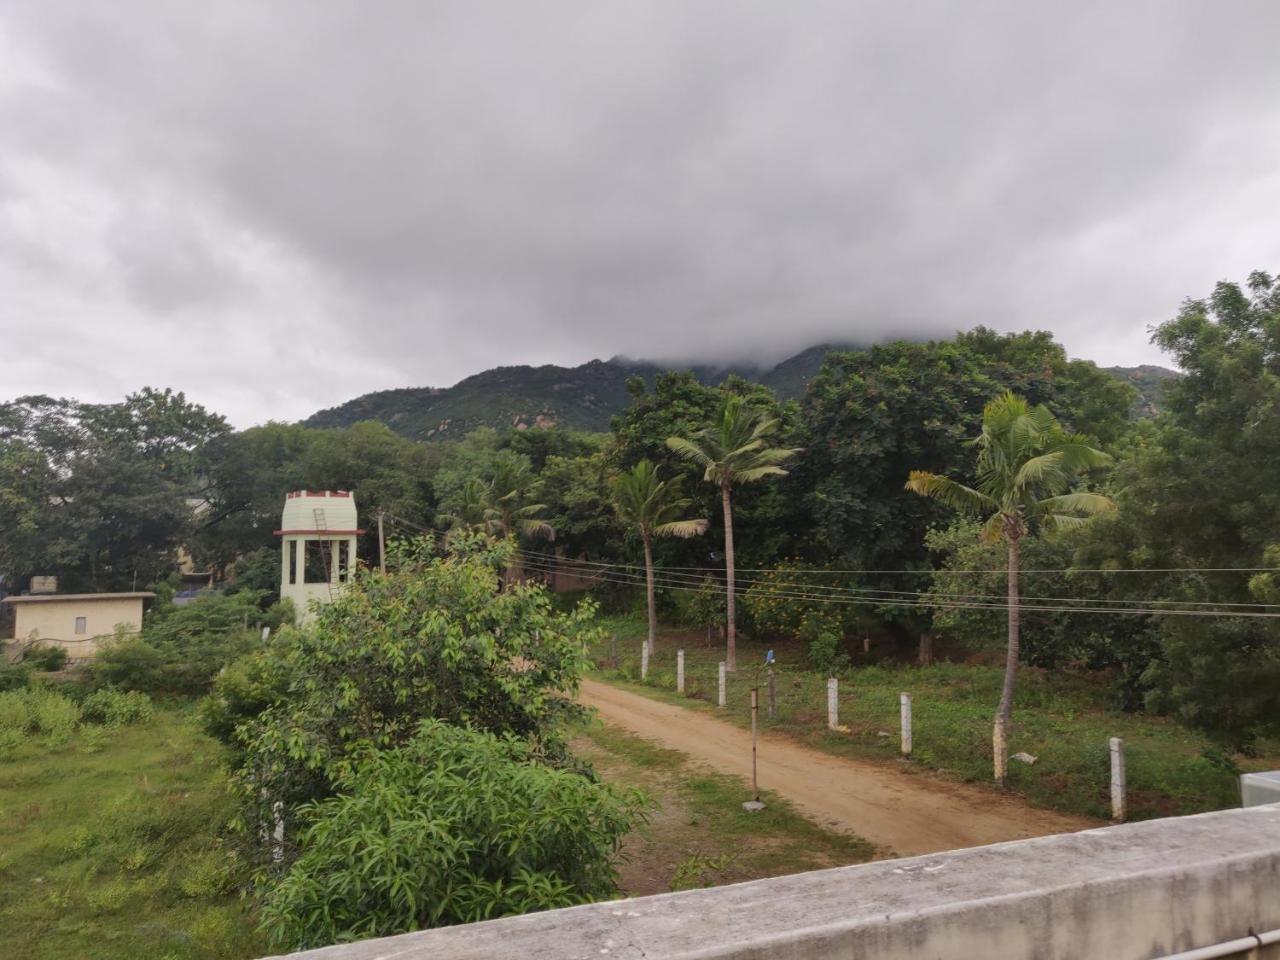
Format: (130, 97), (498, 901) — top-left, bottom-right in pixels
(0, 592), (155, 661)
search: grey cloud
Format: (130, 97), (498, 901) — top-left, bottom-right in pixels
(1, 1), (1279, 425)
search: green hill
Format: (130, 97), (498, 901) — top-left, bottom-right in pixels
(305, 346), (1175, 440)
(1103, 364), (1179, 417)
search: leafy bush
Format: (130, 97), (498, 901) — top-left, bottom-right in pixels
(24, 688), (81, 743)
(259, 720), (647, 950)
(92, 591), (288, 695)
(80, 688), (155, 727)
(742, 561), (868, 642)
(200, 642), (293, 747)
(231, 538), (602, 833)
(92, 635), (166, 692)
(0, 689), (32, 732)
(0, 661), (32, 692)
(24, 645), (68, 671)
(807, 629), (850, 676)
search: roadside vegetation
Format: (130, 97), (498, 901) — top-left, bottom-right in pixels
(591, 618), (1274, 822)
(0, 696), (264, 960)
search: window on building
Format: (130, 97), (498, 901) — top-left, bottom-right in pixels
(74, 616), (87, 634)
(288, 540), (298, 585)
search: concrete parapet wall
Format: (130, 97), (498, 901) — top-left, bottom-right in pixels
(263, 804), (1280, 960)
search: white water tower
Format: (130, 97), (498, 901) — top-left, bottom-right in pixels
(275, 490), (363, 624)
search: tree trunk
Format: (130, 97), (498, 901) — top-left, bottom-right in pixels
(721, 483), (737, 672)
(917, 631), (933, 666)
(993, 530), (1021, 786)
(642, 530), (656, 656)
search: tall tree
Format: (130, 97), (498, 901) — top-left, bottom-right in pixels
(667, 396), (798, 670)
(480, 452), (554, 584)
(906, 392), (1113, 784)
(609, 460), (707, 654)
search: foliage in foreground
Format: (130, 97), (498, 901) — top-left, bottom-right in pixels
(260, 720), (647, 950)
(216, 538), (604, 834)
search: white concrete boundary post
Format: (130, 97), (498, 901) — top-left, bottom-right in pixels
(641, 642), (649, 681)
(827, 677), (839, 730)
(717, 661), (727, 707)
(261, 626), (271, 642)
(676, 649), (685, 693)
(900, 693), (913, 756)
(1110, 737), (1127, 822)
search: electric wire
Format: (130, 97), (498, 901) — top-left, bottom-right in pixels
(507, 548), (1280, 611)
(510, 553), (1280, 619)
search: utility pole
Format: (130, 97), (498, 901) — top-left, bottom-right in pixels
(377, 510), (386, 574)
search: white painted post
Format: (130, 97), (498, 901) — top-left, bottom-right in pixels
(718, 661), (727, 707)
(676, 649), (685, 693)
(1110, 737), (1127, 822)
(900, 692), (913, 756)
(827, 677), (839, 730)
(641, 642), (649, 681)
(261, 626), (271, 642)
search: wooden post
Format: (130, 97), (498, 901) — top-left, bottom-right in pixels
(750, 687), (760, 801)
(767, 667), (776, 721)
(827, 677), (838, 730)
(863, 635), (870, 654)
(1110, 737), (1127, 822)
(900, 692), (913, 756)
(676, 649), (685, 693)
(609, 633), (619, 668)
(641, 642), (649, 681)
(718, 661), (727, 708)
(377, 510), (386, 575)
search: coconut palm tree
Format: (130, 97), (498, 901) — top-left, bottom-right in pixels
(479, 452), (554, 585)
(905, 392), (1114, 785)
(666, 395), (799, 671)
(609, 460), (708, 655)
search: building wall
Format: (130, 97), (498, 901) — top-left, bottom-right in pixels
(13, 597), (145, 659)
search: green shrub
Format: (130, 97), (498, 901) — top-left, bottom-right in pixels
(742, 561), (869, 643)
(0, 661), (33, 691)
(92, 635), (166, 692)
(0, 689), (33, 732)
(24, 646), (68, 671)
(25, 688), (81, 743)
(807, 629), (850, 676)
(232, 539), (601, 831)
(259, 720), (648, 950)
(81, 689), (155, 727)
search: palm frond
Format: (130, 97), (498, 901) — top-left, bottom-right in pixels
(735, 464), (790, 484)
(905, 471), (996, 515)
(665, 436), (714, 469)
(1036, 492), (1116, 517)
(653, 518), (709, 539)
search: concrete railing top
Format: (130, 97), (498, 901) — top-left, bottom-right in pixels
(263, 804), (1280, 960)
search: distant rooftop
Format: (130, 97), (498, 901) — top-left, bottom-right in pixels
(1, 592), (156, 604)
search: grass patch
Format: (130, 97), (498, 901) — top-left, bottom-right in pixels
(0, 702), (265, 960)
(588, 617), (1276, 822)
(577, 720), (874, 894)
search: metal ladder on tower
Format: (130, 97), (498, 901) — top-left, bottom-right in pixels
(312, 507), (335, 598)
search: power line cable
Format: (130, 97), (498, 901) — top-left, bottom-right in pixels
(511, 554), (1280, 620)
(509, 548), (1280, 611)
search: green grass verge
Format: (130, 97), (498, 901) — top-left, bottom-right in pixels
(0, 703), (265, 960)
(579, 721), (875, 884)
(589, 617), (1275, 822)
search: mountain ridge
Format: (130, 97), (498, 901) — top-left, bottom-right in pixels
(304, 345), (1176, 440)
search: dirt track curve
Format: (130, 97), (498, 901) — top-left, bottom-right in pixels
(579, 678), (1099, 858)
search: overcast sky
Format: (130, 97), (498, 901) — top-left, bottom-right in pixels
(2, 2), (1278, 427)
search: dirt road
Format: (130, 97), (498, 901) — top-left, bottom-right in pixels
(579, 678), (1098, 858)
